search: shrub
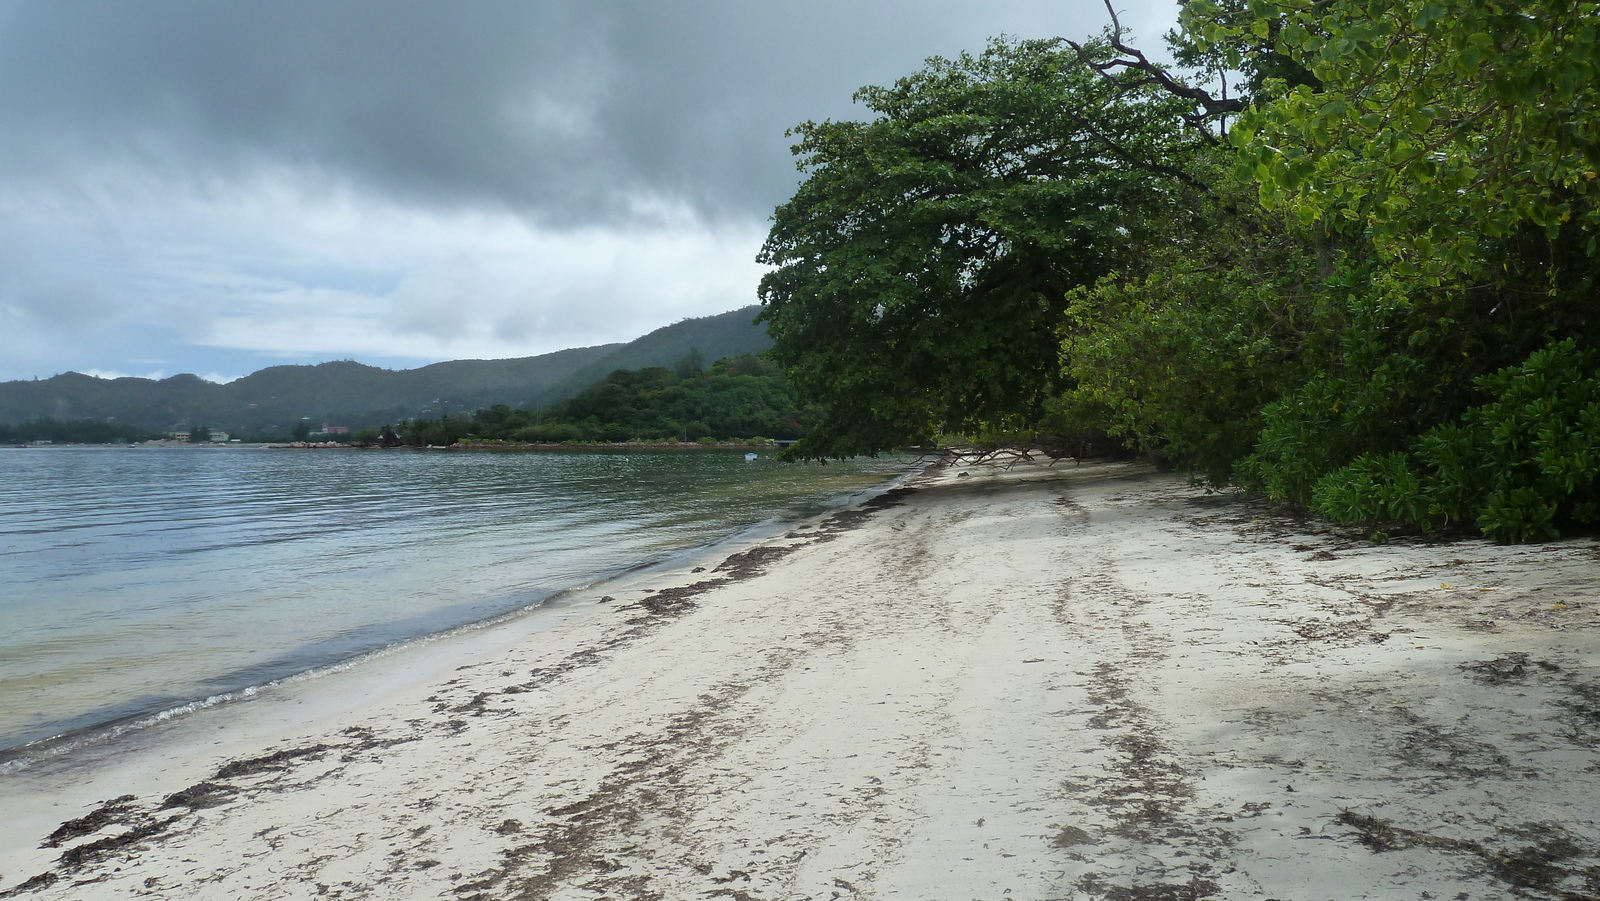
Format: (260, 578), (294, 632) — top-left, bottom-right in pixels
(1310, 452), (1427, 531)
(1422, 339), (1600, 541)
(1308, 340), (1600, 542)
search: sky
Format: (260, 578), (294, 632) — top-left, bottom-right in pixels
(0, 1), (1180, 384)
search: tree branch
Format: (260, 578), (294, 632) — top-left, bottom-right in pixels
(1074, 117), (1211, 190)
(1066, 0), (1246, 120)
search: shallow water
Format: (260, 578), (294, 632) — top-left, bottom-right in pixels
(0, 446), (911, 757)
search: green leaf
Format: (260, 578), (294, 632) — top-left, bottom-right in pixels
(1414, 2), (1447, 28)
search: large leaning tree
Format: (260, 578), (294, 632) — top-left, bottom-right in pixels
(756, 37), (1204, 459)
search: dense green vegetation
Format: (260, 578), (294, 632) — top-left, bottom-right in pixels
(760, 0), (1600, 541)
(757, 37), (1199, 458)
(0, 418), (160, 444)
(397, 354), (808, 446)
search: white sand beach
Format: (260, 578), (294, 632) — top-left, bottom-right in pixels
(3, 459), (1599, 900)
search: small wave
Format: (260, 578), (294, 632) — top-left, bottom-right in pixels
(0, 685), (264, 775)
(0, 579), (620, 774)
(0, 451), (915, 772)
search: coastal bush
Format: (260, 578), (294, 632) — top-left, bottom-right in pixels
(1062, 155), (1325, 484)
(1424, 340), (1600, 541)
(1307, 341), (1600, 541)
(742, 0), (1599, 541)
(1309, 452), (1428, 533)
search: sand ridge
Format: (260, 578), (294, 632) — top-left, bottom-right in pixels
(2, 459), (1599, 900)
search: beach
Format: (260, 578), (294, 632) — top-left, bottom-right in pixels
(3, 458), (1599, 900)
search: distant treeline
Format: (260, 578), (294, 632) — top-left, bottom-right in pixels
(0, 306), (773, 437)
(0, 418), (161, 444)
(397, 354), (811, 446)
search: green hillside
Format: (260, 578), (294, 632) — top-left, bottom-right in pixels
(527, 306), (773, 408)
(0, 306), (770, 438)
(399, 353), (809, 446)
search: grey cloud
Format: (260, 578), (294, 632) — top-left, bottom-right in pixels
(0, 1), (1158, 226)
(0, 1), (1181, 381)
(0, 2), (612, 214)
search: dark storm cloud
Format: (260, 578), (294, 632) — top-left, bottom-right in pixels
(0, 1), (1180, 382)
(0, 1), (1150, 224)
(0, 2), (614, 215)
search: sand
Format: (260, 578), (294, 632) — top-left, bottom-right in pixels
(3, 459), (1599, 900)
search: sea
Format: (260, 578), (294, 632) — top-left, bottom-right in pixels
(0, 445), (913, 768)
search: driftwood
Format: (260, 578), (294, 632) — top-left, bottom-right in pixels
(931, 437), (1101, 471)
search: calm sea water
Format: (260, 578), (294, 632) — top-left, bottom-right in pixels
(0, 446), (912, 761)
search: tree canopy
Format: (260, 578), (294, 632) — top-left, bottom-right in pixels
(759, 0), (1600, 541)
(757, 38), (1202, 459)
(0, 418), (159, 445)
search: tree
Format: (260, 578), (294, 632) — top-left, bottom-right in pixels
(673, 347), (706, 379)
(751, 2), (1597, 540)
(1164, 0), (1323, 105)
(1192, 0), (1600, 537)
(1061, 154), (1327, 483)
(188, 424), (211, 443)
(757, 37), (1201, 459)
(1229, 0), (1600, 286)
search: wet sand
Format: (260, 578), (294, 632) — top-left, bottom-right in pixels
(3, 459), (1599, 900)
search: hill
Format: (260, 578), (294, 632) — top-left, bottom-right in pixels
(0, 307), (770, 437)
(400, 353), (810, 445)
(526, 303), (779, 408)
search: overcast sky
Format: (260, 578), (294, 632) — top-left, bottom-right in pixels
(0, 1), (1179, 383)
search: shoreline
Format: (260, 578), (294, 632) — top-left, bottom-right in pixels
(4, 459), (1599, 899)
(5, 441), (794, 451)
(0, 471), (927, 895)
(0, 466), (917, 774)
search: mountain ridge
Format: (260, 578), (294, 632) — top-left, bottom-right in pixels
(0, 306), (770, 435)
